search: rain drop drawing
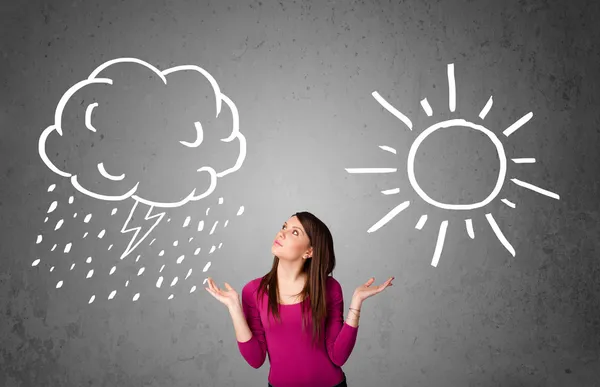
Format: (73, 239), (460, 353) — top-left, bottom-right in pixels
(346, 63), (560, 267)
(36, 57), (247, 302)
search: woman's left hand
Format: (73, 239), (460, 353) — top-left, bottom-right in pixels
(353, 276), (394, 303)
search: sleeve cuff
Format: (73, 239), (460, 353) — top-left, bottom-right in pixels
(237, 336), (255, 345)
(344, 321), (359, 330)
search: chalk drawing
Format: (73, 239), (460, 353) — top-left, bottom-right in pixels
(36, 58), (247, 302)
(346, 63), (560, 267)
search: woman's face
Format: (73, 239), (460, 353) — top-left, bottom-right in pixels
(271, 216), (312, 261)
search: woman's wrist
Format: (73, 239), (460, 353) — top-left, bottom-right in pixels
(346, 306), (360, 327)
(350, 294), (363, 311)
(228, 299), (243, 313)
(345, 295), (362, 328)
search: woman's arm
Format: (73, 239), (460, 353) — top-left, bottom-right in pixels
(229, 303), (253, 342)
(324, 279), (359, 367)
(234, 283), (268, 369)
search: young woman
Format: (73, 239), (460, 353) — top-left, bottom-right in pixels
(206, 211), (394, 387)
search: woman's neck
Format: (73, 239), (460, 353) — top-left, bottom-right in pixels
(277, 262), (306, 285)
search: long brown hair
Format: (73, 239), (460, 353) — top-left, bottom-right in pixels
(255, 211), (336, 348)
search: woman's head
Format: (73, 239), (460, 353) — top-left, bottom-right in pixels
(271, 212), (336, 276)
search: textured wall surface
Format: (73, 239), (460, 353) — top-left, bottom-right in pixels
(1, 0), (599, 386)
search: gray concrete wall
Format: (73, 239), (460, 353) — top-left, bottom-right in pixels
(1, 0), (598, 386)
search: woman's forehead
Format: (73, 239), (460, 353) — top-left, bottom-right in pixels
(286, 216), (304, 229)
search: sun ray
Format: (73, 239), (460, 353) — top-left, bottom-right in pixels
(512, 158), (536, 164)
(378, 145), (397, 154)
(511, 178), (560, 199)
(371, 91), (413, 130)
(415, 214), (427, 230)
(503, 112), (533, 137)
(381, 188), (400, 195)
(345, 168), (397, 174)
(359, 63), (559, 264)
(485, 213), (515, 256)
(367, 201), (410, 233)
(501, 198), (516, 208)
(479, 96), (493, 119)
(431, 220), (449, 267)
(465, 219), (475, 239)
(420, 98), (433, 116)
(447, 64), (456, 112)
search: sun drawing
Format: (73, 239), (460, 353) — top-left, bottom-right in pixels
(345, 63), (560, 267)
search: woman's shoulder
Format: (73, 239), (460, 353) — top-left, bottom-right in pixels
(326, 275), (343, 293)
(324, 275), (345, 303)
(241, 276), (266, 295)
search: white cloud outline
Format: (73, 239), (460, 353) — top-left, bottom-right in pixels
(38, 57), (247, 208)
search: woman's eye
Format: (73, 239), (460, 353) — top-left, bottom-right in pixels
(281, 224), (298, 235)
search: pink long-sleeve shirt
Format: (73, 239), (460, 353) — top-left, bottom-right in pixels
(237, 276), (359, 387)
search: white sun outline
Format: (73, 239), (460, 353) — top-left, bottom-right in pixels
(345, 63), (560, 267)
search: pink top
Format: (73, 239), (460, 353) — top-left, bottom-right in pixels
(237, 276), (359, 387)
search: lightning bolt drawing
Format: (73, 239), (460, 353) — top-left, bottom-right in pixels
(120, 200), (165, 260)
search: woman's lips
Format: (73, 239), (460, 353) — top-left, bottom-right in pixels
(273, 240), (282, 246)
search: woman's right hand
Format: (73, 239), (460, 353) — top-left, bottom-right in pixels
(205, 277), (241, 310)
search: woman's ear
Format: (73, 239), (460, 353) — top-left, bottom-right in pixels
(306, 247), (313, 258)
